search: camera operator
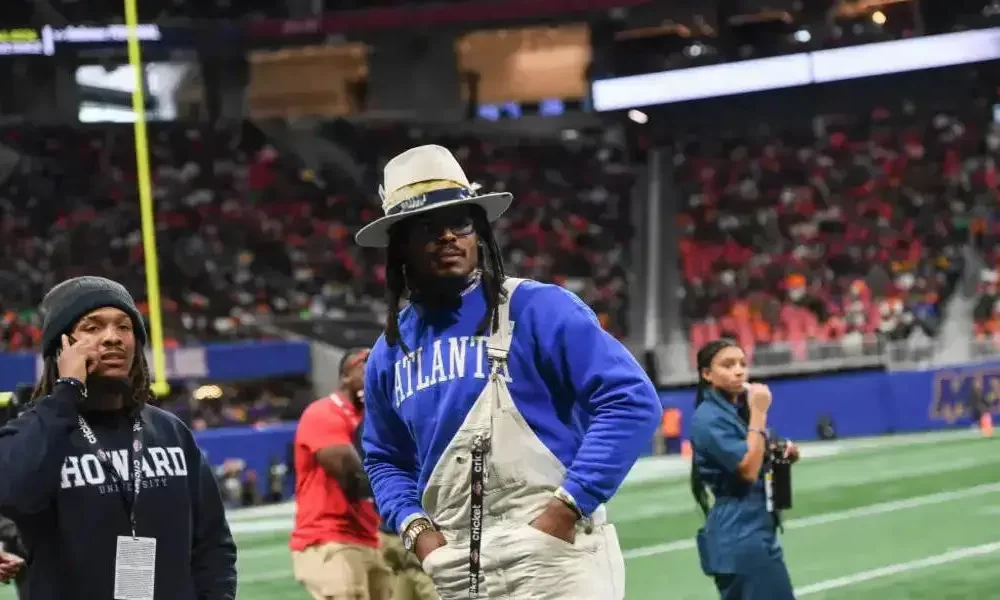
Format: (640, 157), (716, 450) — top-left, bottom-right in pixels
(0, 276), (237, 599)
(689, 339), (800, 599)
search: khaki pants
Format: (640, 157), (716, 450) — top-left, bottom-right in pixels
(293, 541), (393, 600)
(379, 533), (439, 600)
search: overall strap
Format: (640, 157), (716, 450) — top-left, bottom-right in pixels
(472, 276), (526, 598)
(486, 277), (526, 365)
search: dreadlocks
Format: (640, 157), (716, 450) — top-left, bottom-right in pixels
(384, 205), (507, 354)
(31, 352), (153, 409)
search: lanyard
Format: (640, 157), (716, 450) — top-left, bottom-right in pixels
(77, 413), (144, 538)
(468, 433), (487, 599)
(764, 462), (774, 513)
(762, 450), (785, 531)
(329, 393), (360, 428)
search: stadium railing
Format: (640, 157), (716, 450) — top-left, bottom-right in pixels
(971, 339), (1000, 361)
(651, 337), (940, 386)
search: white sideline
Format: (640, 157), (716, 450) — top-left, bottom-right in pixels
(227, 428), (980, 524)
(235, 481), (1000, 586)
(795, 541), (1000, 595)
(241, 539), (1000, 588)
(621, 482), (1000, 559)
(231, 452), (1000, 530)
(615, 452), (1000, 524)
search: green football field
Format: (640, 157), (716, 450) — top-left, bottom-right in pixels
(2, 428), (998, 599)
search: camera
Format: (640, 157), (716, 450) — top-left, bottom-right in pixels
(769, 439), (790, 461)
(768, 438), (793, 511)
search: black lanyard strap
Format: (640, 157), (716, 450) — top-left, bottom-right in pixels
(762, 451), (784, 532)
(77, 413), (144, 538)
(468, 433), (487, 599)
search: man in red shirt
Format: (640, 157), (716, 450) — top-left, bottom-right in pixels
(290, 348), (392, 600)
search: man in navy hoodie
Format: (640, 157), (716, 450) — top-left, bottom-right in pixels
(355, 145), (662, 599)
(0, 276), (237, 599)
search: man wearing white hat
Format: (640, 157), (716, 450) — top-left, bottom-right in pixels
(358, 145), (662, 599)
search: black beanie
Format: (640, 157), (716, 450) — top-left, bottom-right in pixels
(39, 276), (148, 358)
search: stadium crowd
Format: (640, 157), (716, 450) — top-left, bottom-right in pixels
(2, 109), (996, 364)
(974, 210), (1000, 344)
(0, 122), (634, 352)
(155, 376), (312, 430)
(676, 106), (979, 361)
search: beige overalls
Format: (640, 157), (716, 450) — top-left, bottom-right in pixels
(417, 278), (626, 600)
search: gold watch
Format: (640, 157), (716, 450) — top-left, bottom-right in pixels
(554, 487), (583, 519)
(402, 518), (435, 552)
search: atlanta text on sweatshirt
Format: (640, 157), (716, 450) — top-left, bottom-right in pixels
(361, 279), (663, 533)
(0, 381), (238, 600)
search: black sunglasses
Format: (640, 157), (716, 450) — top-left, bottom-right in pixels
(406, 208), (476, 240)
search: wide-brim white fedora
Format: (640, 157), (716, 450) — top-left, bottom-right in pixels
(354, 144), (513, 248)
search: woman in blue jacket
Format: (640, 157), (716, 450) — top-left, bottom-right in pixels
(689, 339), (799, 599)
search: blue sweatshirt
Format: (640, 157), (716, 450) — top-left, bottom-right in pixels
(362, 279), (662, 533)
(0, 382), (237, 600)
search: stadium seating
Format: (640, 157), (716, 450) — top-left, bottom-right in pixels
(0, 122), (633, 351)
(156, 377), (313, 430)
(675, 108), (972, 363)
(331, 123), (635, 338)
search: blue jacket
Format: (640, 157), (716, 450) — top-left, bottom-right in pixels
(691, 389), (776, 574)
(0, 382), (237, 600)
(361, 279), (662, 533)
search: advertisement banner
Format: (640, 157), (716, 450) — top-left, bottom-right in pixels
(0, 28), (47, 56)
(0, 22), (240, 57)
